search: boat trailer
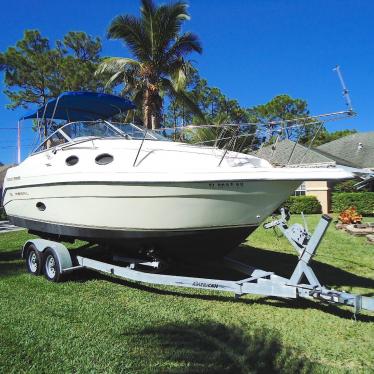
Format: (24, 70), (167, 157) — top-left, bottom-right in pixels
(22, 210), (374, 315)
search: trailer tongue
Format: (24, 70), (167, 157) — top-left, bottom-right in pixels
(22, 210), (374, 316)
(261, 210), (374, 314)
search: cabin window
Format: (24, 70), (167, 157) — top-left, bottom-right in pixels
(36, 202), (46, 211)
(95, 153), (113, 165)
(65, 155), (79, 166)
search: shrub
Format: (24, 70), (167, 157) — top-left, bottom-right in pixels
(0, 207), (7, 220)
(332, 192), (374, 216)
(283, 196), (322, 214)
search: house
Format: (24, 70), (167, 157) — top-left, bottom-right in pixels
(315, 132), (374, 171)
(254, 132), (374, 213)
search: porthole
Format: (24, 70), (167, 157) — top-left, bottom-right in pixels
(36, 202), (46, 211)
(65, 155), (79, 166)
(95, 153), (113, 165)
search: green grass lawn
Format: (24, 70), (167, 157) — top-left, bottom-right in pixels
(0, 215), (373, 373)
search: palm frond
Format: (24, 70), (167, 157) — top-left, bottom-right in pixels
(166, 58), (197, 89)
(140, 0), (156, 19)
(96, 57), (142, 88)
(105, 70), (124, 89)
(96, 57), (141, 74)
(107, 15), (151, 61)
(153, 2), (190, 57)
(184, 126), (220, 146)
(161, 78), (207, 124)
(101, 60), (143, 92)
(163, 32), (202, 66)
(169, 61), (188, 91)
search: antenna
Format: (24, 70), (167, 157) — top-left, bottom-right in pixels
(333, 65), (354, 113)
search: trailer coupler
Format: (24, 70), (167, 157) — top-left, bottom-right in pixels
(307, 287), (374, 315)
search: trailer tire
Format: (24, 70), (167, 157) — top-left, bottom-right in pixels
(25, 244), (44, 276)
(43, 248), (63, 282)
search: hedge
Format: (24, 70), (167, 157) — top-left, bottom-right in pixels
(332, 192), (374, 215)
(0, 207), (7, 221)
(283, 196), (322, 214)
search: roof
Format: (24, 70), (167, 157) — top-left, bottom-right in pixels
(20, 91), (136, 122)
(316, 132), (374, 169)
(254, 139), (340, 166)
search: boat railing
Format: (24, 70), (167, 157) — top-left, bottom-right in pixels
(148, 108), (355, 167)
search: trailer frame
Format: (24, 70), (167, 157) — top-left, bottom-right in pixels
(21, 210), (374, 315)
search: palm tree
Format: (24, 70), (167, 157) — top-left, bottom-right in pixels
(96, 0), (206, 129)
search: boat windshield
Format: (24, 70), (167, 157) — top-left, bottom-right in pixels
(34, 130), (70, 153)
(63, 121), (123, 140)
(113, 123), (168, 141)
(32, 121), (168, 153)
(33, 121), (124, 153)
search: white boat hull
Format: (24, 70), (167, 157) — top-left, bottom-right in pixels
(4, 180), (299, 256)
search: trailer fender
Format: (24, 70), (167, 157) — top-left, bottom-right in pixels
(22, 239), (72, 273)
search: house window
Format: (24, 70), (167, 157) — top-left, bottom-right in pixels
(294, 182), (306, 196)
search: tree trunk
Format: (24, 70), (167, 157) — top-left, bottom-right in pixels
(142, 89), (152, 129)
(41, 96), (48, 140)
(152, 110), (162, 129)
(173, 105), (177, 127)
(143, 86), (163, 129)
(151, 93), (163, 130)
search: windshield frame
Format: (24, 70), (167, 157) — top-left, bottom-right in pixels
(31, 120), (127, 154)
(111, 122), (169, 141)
(30, 120), (170, 155)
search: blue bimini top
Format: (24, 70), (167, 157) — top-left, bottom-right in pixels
(20, 91), (136, 122)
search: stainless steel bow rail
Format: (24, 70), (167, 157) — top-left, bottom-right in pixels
(22, 210), (374, 315)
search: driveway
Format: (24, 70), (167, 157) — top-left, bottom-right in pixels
(0, 221), (25, 234)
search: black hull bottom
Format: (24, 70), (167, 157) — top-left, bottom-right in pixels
(9, 216), (257, 259)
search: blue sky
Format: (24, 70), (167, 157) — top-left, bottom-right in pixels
(0, 0), (373, 164)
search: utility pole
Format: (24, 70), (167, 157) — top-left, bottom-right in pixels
(17, 121), (21, 164)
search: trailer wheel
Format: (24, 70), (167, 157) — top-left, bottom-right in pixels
(43, 249), (63, 282)
(25, 244), (44, 276)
